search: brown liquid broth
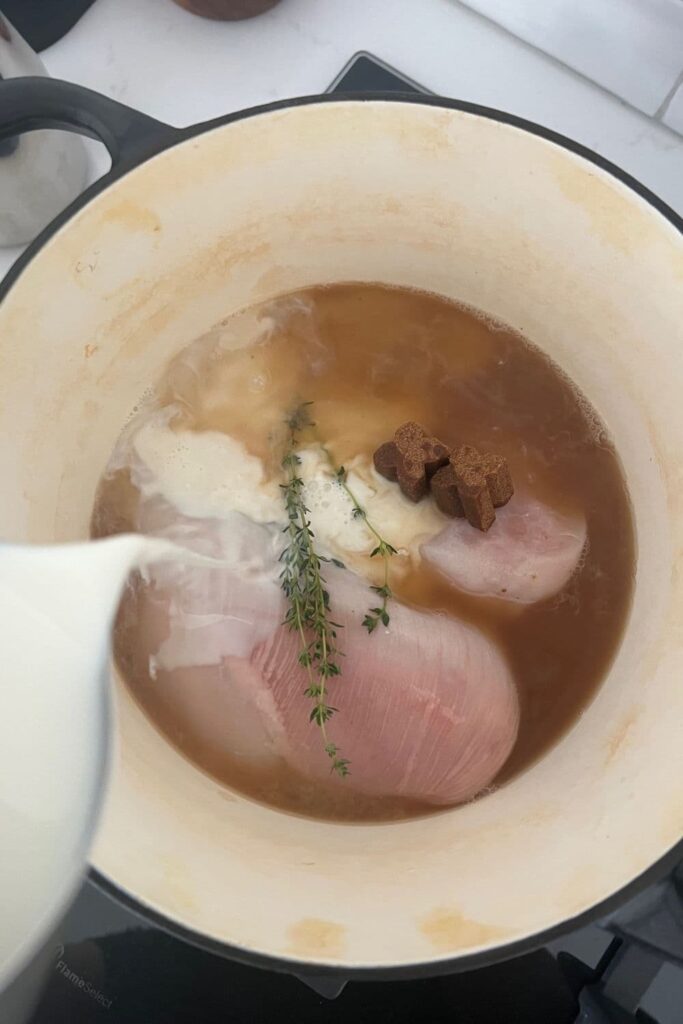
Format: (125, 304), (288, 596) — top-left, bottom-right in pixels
(93, 283), (635, 821)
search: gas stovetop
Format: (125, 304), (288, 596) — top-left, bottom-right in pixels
(20, 53), (683, 1024)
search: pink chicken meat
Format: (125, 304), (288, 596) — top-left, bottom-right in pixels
(229, 565), (519, 805)
(135, 502), (520, 806)
(422, 494), (587, 605)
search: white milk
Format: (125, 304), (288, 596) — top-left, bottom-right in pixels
(0, 534), (217, 992)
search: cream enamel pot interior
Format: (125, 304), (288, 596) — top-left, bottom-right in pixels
(0, 79), (682, 978)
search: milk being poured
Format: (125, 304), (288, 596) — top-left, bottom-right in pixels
(0, 536), (226, 989)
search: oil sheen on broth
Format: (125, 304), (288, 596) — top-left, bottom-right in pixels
(92, 284), (635, 822)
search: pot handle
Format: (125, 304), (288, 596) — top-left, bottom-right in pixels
(0, 76), (180, 167)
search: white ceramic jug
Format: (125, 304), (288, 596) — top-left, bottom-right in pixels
(0, 534), (190, 997)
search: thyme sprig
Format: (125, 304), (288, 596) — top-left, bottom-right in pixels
(323, 451), (398, 635)
(279, 403), (350, 777)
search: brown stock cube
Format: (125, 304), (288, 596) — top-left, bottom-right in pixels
(397, 451), (429, 502)
(450, 445), (513, 509)
(456, 466), (496, 531)
(382, 421), (451, 501)
(373, 441), (399, 482)
(423, 439), (451, 479)
(450, 445), (512, 531)
(431, 464), (465, 517)
(393, 422), (449, 476)
(482, 453), (514, 508)
(375, 427), (512, 529)
(450, 445), (480, 475)
(393, 421), (425, 449)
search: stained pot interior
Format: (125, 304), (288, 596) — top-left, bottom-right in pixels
(0, 100), (681, 970)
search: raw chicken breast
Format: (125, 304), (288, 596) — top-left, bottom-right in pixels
(130, 499), (519, 804)
(422, 494), (587, 605)
(230, 566), (519, 805)
(126, 500), (286, 766)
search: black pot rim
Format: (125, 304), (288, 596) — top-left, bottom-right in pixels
(3, 90), (681, 980)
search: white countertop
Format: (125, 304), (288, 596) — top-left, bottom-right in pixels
(2, 0), (682, 279)
(459, 0), (683, 121)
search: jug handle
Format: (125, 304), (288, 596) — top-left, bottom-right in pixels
(0, 76), (180, 170)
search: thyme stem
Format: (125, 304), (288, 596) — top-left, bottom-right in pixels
(279, 405), (350, 777)
(321, 446), (397, 634)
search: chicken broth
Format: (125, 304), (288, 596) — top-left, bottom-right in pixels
(92, 283), (635, 822)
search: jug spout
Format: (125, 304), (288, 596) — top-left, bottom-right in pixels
(0, 533), (162, 650)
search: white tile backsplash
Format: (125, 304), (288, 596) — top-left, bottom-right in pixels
(459, 0), (683, 117)
(1, 0), (682, 286)
(662, 75), (683, 134)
